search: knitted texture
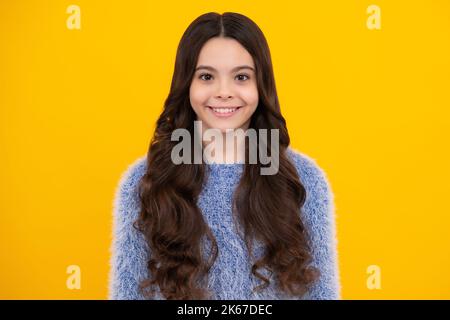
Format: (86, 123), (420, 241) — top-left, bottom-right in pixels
(108, 147), (341, 299)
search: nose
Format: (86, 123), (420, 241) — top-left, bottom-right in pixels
(215, 79), (233, 100)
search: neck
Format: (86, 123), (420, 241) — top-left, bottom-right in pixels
(196, 125), (247, 164)
(206, 132), (246, 164)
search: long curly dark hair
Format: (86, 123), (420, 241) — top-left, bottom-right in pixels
(134, 12), (320, 300)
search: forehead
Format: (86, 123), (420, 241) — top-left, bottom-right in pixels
(196, 37), (255, 69)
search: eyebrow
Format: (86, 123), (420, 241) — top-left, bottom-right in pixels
(195, 65), (255, 73)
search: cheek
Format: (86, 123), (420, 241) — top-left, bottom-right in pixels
(190, 83), (210, 107)
(240, 85), (259, 108)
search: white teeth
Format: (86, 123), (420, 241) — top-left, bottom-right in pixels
(212, 107), (238, 114)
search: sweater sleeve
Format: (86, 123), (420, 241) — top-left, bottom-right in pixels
(288, 148), (342, 300)
(107, 156), (152, 300)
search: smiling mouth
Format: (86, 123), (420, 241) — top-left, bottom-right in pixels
(207, 106), (243, 116)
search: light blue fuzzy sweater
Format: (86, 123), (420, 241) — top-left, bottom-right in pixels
(108, 147), (341, 300)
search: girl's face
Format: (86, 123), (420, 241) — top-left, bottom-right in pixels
(189, 37), (259, 134)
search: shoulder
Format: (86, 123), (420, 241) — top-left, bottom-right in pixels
(115, 155), (147, 196)
(112, 155), (148, 226)
(286, 147), (333, 198)
(115, 155), (147, 197)
(285, 147), (335, 221)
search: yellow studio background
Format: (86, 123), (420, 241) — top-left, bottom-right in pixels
(1, 0), (449, 299)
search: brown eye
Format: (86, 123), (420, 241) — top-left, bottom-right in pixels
(236, 74), (250, 81)
(199, 73), (212, 81)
